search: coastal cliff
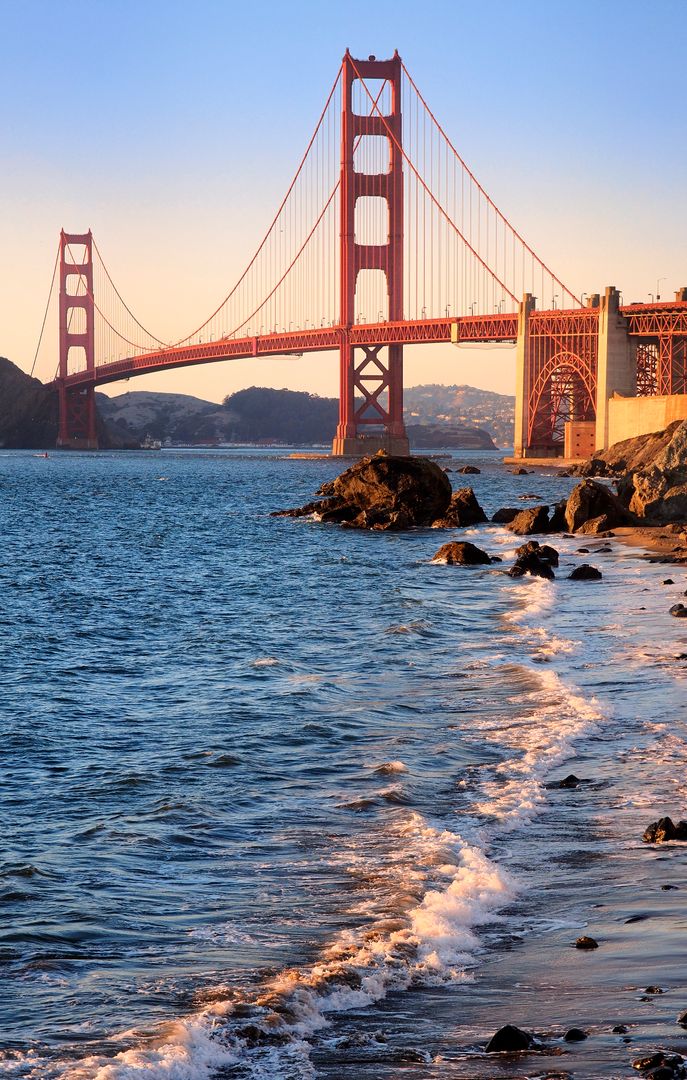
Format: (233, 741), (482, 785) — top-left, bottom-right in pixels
(0, 357), (135, 449)
(0, 357), (59, 448)
(574, 420), (687, 523)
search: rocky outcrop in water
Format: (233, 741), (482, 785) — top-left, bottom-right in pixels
(569, 564), (602, 581)
(515, 540), (559, 567)
(643, 817), (687, 842)
(273, 452), (453, 530)
(508, 550), (555, 580)
(485, 1025), (533, 1052)
(491, 507), (520, 523)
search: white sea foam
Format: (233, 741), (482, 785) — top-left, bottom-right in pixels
(473, 668), (603, 828)
(188, 921), (256, 946)
(371, 760), (409, 775)
(0, 1015), (237, 1079)
(250, 657), (280, 667)
(26, 810), (513, 1079)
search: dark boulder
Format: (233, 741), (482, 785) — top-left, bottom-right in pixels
(565, 479), (632, 532)
(456, 464), (481, 474)
(670, 604), (687, 618)
(569, 564), (603, 581)
(432, 487), (488, 528)
(506, 505), (550, 535)
(509, 552), (555, 580)
(432, 541), (492, 566)
(332, 453), (451, 524)
(492, 507), (521, 524)
(575, 936), (599, 949)
(273, 453), (452, 530)
(485, 1024), (532, 1052)
(546, 774), (583, 789)
(643, 817), (687, 843)
(564, 1028), (588, 1042)
(515, 540), (559, 566)
(508, 467), (530, 475)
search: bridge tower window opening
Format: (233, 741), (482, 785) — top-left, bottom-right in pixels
(354, 196), (389, 247)
(352, 78), (391, 117)
(353, 135), (391, 175)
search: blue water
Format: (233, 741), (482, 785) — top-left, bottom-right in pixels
(2, 449), (687, 1079)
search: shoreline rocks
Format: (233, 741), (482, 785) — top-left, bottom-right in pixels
(569, 564), (602, 581)
(485, 1024), (532, 1052)
(431, 541), (492, 565)
(643, 817), (687, 843)
(506, 505), (550, 535)
(573, 420), (687, 527)
(432, 487), (488, 528)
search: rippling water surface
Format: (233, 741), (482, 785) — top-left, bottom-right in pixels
(2, 448), (687, 1080)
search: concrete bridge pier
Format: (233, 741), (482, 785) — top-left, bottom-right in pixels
(512, 293), (535, 459)
(595, 286), (636, 451)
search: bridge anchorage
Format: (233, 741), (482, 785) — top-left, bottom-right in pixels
(48, 52), (687, 457)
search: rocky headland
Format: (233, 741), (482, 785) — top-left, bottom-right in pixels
(0, 357), (136, 449)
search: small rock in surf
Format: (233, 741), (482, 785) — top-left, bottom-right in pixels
(485, 1024), (532, 1052)
(564, 1027), (588, 1041)
(575, 936), (599, 949)
(569, 564), (603, 581)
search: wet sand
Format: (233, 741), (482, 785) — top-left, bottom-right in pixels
(612, 525), (687, 564)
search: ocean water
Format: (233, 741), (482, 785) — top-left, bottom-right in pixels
(1, 448), (687, 1080)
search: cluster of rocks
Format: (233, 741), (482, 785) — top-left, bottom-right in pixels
(273, 451), (629, 547)
(483, 1025), (687, 1078)
(632, 1051), (687, 1079)
(643, 816), (687, 843)
(573, 419), (687, 525)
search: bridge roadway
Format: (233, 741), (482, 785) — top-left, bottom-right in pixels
(57, 314), (521, 390)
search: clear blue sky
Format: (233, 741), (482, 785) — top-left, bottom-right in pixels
(2, 0), (686, 399)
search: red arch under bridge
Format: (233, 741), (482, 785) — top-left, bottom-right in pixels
(38, 51), (687, 455)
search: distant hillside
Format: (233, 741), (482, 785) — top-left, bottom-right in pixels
(98, 385), (507, 448)
(404, 384), (514, 447)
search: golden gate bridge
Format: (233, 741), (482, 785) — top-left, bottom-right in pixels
(34, 51), (687, 456)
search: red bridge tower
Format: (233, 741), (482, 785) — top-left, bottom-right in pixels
(57, 230), (98, 449)
(332, 51), (409, 456)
